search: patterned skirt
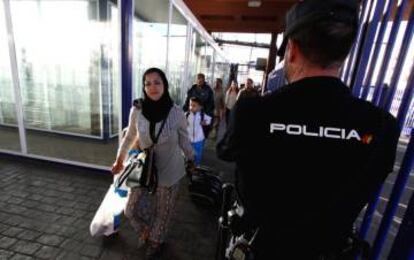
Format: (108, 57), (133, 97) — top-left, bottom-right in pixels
(125, 184), (179, 244)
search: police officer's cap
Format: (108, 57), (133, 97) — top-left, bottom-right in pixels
(277, 0), (359, 57)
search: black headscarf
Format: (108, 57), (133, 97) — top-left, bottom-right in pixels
(141, 68), (173, 123)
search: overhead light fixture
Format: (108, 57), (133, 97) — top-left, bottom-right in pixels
(248, 0), (262, 8)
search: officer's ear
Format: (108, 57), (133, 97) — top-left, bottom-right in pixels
(285, 39), (298, 64)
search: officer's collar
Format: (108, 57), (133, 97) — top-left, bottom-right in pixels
(288, 76), (350, 94)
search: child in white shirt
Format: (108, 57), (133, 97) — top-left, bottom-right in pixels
(186, 97), (212, 165)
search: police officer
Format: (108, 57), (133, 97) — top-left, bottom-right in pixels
(217, 0), (400, 259)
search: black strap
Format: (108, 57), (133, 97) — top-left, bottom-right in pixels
(153, 117), (167, 144)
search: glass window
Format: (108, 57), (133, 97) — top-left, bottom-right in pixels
(205, 44), (214, 86)
(109, 3), (120, 137)
(213, 53), (221, 85)
(168, 7), (187, 105)
(187, 31), (206, 90)
(11, 0), (102, 136)
(213, 52), (231, 88)
(214, 54), (229, 87)
(0, 0), (21, 151)
(9, 0), (119, 166)
(133, 0), (169, 99)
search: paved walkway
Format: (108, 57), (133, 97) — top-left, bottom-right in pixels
(0, 140), (234, 260)
(1, 124), (407, 260)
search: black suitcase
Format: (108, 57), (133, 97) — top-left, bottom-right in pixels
(188, 166), (223, 211)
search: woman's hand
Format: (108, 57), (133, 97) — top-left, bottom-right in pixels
(111, 159), (124, 175)
(186, 160), (196, 177)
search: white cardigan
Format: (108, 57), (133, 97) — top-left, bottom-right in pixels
(118, 105), (194, 187)
(186, 111), (212, 143)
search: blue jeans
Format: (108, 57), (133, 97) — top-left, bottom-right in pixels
(191, 140), (205, 166)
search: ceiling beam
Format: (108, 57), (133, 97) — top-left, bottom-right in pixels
(184, 1), (292, 16)
(403, 0), (414, 20)
(214, 38), (271, 48)
(201, 20), (282, 33)
(208, 0), (292, 2)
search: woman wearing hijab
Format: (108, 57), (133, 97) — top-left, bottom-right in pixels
(111, 68), (195, 258)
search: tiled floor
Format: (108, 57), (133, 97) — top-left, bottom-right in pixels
(0, 151), (233, 260)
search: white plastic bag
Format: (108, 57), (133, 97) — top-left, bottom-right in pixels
(89, 183), (129, 237)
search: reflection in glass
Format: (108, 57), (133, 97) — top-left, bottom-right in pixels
(11, 0), (102, 137)
(0, 0), (21, 151)
(133, 0), (169, 99)
(205, 44), (214, 86)
(187, 31), (206, 90)
(213, 52), (230, 89)
(214, 54), (223, 84)
(7, 0), (120, 166)
(109, 4), (120, 136)
(168, 7), (187, 105)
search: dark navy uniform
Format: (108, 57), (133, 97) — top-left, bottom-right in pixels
(217, 76), (399, 259)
